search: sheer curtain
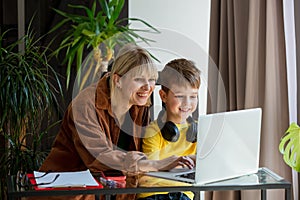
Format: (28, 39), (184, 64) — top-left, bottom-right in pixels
(206, 0), (292, 199)
(293, 0), (300, 197)
(283, 1), (299, 199)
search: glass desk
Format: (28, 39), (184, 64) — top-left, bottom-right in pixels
(7, 167), (291, 200)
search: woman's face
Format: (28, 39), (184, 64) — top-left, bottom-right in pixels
(160, 84), (198, 124)
(118, 71), (156, 106)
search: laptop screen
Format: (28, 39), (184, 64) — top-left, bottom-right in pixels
(194, 108), (262, 185)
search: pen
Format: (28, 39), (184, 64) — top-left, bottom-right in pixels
(98, 177), (117, 188)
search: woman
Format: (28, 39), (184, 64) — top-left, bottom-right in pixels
(39, 44), (193, 200)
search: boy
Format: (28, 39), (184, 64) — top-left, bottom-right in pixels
(137, 58), (201, 200)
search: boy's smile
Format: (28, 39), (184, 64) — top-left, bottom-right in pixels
(160, 84), (198, 124)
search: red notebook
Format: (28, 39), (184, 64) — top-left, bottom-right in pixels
(27, 173), (104, 190)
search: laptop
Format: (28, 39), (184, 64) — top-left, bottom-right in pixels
(146, 108), (262, 185)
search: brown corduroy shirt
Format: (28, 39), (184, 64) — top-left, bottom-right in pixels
(37, 74), (151, 200)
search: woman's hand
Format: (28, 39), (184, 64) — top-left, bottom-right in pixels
(138, 155), (195, 172)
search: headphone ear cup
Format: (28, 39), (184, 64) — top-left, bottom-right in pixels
(161, 121), (180, 142)
(157, 110), (180, 142)
(186, 116), (197, 143)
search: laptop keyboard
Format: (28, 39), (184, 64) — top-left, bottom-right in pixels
(177, 172), (195, 179)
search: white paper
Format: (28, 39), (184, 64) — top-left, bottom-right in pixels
(33, 169), (99, 188)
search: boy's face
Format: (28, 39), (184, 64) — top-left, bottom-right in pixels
(159, 84), (198, 124)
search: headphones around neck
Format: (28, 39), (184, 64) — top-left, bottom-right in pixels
(157, 110), (197, 143)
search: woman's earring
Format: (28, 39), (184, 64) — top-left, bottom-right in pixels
(116, 82), (121, 89)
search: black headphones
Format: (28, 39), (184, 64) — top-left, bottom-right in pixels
(157, 110), (197, 143)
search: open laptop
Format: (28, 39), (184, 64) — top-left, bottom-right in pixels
(146, 108), (262, 185)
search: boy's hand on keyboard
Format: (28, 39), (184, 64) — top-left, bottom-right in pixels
(155, 155), (195, 171)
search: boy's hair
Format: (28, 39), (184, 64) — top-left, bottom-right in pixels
(159, 58), (201, 93)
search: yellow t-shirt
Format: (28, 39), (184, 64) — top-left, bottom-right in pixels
(137, 120), (197, 199)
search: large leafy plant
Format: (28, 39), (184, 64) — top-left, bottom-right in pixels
(50, 0), (159, 89)
(279, 122), (300, 172)
(0, 21), (62, 199)
(0, 29), (61, 132)
(0, 121), (60, 179)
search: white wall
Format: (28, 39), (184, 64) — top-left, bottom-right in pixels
(129, 0), (211, 117)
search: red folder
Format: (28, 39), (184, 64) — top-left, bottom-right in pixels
(27, 173), (104, 190)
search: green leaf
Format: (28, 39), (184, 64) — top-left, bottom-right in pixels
(82, 29), (97, 38)
(99, 0), (111, 19)
(70, 4), (94, 21)
(48, 18), (70, 34)
(279, 122), (300, 172)
(109, 0), (125, 27)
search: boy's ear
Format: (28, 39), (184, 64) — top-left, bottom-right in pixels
(159, 89), (167, 103)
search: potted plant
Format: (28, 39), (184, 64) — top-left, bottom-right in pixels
(0, 21), (62, 199)
(50, 0), (159, 90)
(279, 122), (300, 172)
